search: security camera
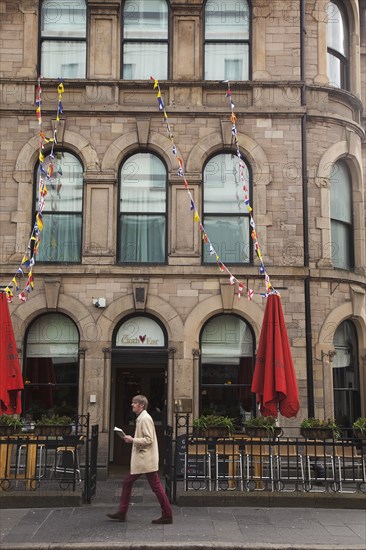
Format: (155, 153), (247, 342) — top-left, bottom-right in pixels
(94, 300), (100, 308)
(92, 297), (106, 308)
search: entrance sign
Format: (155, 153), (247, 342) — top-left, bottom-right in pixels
(116, 316), (165, 347)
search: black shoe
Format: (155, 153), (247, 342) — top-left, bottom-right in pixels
(151, 516), (173, 525)
(106, 512), (126, 522)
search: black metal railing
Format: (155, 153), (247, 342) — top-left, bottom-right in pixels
(164, 415), (366, 501)
(0, 414), (98, 502)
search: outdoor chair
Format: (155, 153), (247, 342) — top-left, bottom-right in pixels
(214, 439), (243, 491)
(334, 444), (366, 493)
(184, 438), (212, 491)
(50, 437), (84, 485)
(303, 442), (336, 492)
(245, 441), (275, 491)
(274, 442), (305, 491)
(16, 442), (46, 481)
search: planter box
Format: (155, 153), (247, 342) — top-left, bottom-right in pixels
(193, 426), (230, 438)
(34, 424), (73, 436)
(300, 427), (335, 440)
(245, 426), (283, 438)
(0, 426), (21, 436)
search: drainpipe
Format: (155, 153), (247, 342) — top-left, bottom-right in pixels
(300, 0), (315, 417)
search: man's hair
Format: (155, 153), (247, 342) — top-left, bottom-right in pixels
(132, 395), (148, 410)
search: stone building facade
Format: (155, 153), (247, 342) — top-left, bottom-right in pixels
(0, 0), (365, 476)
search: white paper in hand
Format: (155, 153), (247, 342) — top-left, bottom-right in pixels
(114, 426), (127, 438)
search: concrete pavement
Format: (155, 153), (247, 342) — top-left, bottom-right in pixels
(0, 477), (365, 549)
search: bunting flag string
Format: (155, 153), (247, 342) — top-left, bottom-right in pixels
(4, 79), (65, 304)
(150, 76), (277, 299)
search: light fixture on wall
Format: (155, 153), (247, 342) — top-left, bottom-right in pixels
(321, 350), (337, 363)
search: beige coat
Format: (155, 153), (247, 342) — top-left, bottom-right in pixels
(130, 409), (159, 474)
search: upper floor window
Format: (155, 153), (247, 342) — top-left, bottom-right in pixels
(122, 0), (168, 79)
(40, 0), (87, 78)
(330, 161), (353, 270)
(118, 152), (167, 263)
(327, 0), (349, 89)
(203, 153), (251, 264)
(204, 0), (250, 80)
(34, 152), (83, 263)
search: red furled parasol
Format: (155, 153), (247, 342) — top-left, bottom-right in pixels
(0, 291), (24, 415)
(251, 293), (300, 418)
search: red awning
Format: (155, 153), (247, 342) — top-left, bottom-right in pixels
(251, 294), (300, 418)
(0, 292), (24, 415)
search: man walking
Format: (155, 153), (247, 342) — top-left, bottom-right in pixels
(107, 394), (173, 524)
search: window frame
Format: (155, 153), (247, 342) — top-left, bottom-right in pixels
(330, 160), (354, 270)
(22, 312), (80, 421)
(33, 149), (84, 264)
(199, 313), (256, 420)
(203, 0), (252, 81)
(326, 0), (349, 90)
(39, 0), (88, 79)
(121, 0), (170, 80)
(117, 150), (168, 265)
(202, 151), (253, 266)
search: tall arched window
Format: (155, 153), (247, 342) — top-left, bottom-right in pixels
(330, 160), (353, 270)
(122, 0), (168, 79)
(23, 314), (79, 420)
(200, 314), (255, 422)
(333, 320), (360, 427)
(34, 152), (84, 263)
(40, 0), (87, 78)
(118, 152), (167, 263)
(203, 152), (251, 264)
(327, 0), (349, 89)
(204, 0), (250, 80)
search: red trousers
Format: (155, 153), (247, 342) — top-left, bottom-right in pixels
(118, 471), (172, 518)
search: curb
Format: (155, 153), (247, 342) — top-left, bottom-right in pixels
(1, 543), (366, 550)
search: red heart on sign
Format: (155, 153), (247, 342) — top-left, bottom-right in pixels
(139, 335), (146, 343)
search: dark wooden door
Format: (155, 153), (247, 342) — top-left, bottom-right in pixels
(113, 367), (166, 466)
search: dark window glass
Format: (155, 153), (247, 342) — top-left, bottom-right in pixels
(200, 315), (255, 423)
(204, 0), (250, 80)
(122, 0), (168, 79)
(41, 0), (86, 78)
(203, 153), (251, 264)
(327, 1), (349, 89)
(118, 153), (167, 263)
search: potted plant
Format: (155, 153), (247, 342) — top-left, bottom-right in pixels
(34, 414), (73, 436)
(0, 414), (24, 435)
(192, 414), (234, 437)
(300, 418), (340, 440)
(244, 416), (282, 438)
(352, 417), (366, 439)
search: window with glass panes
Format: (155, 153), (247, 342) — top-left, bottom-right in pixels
(203, 153), (251, 264)
(333, 320), (360, 428)
(40, 0), (87, 78)
(122, 0), (168, 80)
(330, 161), (353, 270)
(200, 315), (255, 422)
(23, 314), (79, 421)
(118, 152), (167, 263)
(204, 0), (250, 80)
(327, 0), (349, 89)
(34, 152), (83, 263)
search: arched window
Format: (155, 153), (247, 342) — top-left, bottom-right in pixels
(118, 152), (167, 263)
(23, 314), (79, 420)
(327, 0), (349, 89)
(34, 152), (83, 263)
(122, 0), (168, 79)
(204, 0), (250, 80)
(200, 314), (255, 422)
(333, 320), (360, 427)
(203, 152), (252, 264)
(330, 161), (353, 269)
(40, 0), (87, 78)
